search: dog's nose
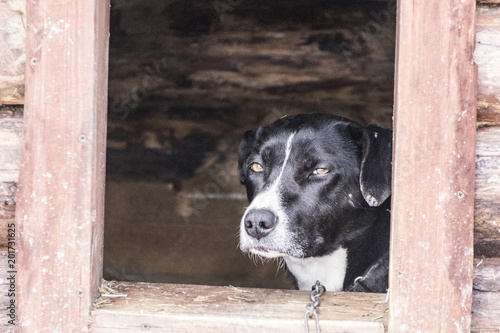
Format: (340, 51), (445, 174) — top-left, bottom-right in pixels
(244, 209), (277, 240)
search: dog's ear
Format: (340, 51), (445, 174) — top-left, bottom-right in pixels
(238, 127), (262, 184)
(350, 123), (393, 207)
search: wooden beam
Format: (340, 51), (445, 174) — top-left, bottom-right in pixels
(476, 5), (500, 126)
(477, 0), (500, 4)
(0, 0), (25, 104)
(0, 199), (15, 250)
(472, 258), (500, 332)
(91, 282), (387, 332)
(389, 0), (477, 332)
(472, 291), (500, 332)
(16, 0), (109, 331)
(475, 126), (500, 257)
(107, 28), (395, 125)
(0, 105), (22, 182)
(474, 258), (500, 292)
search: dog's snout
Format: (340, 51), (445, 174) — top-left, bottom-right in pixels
(244, 209), (277, 240)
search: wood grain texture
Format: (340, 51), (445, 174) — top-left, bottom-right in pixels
(103, 180), (294, 289)
(472, 258), (500, 333)
(472, 258), (500, 332)
(475, 126), (500, 257)
(91, 282), (387, 333)
(86, 263), (500, 333)
(108, 29), (395, 125)
(389, 0), (477, 332)
(0, 106), (22, 182)
(476, 5), (500, 126)
(106, 1), (395, 128)
(15, 0), (110, 331)
(472, 292), (500, 332)
(0, 259), (489, 332)
(0, 201), (15, 250)
(474, 258), (500, 292)
(0, 0), (25, 104)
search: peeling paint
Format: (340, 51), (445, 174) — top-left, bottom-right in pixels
(45, 18), (69, 39)
(417, 241), (430, 251)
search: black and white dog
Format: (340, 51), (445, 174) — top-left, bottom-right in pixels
(238, 114), (392, 292)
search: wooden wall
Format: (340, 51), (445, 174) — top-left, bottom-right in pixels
(1, 0), (500, 331)
(0, 0), (24, 104)
(472, 3), (500, 331)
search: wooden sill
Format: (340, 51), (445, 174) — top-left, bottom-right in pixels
(90, 282), (387, 332)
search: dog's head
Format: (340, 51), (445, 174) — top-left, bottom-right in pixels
(238, 114), (392, 259)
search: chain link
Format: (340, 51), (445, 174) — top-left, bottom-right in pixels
(304, 281), (325, 333)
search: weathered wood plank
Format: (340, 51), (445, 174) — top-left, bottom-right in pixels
(104, 180), (293, 289)
(474, 258), (500, 292)
(15, 0), (110, 331)
(90, 259), (500, 333)
(475, 156), (500, 257)
(91, 282), (387, 333)
(476, 5), (500, 126)
(472, 291), (500, 333)
(108, 29), (395, 126)
(0, 0), (25, 104)
(389, 0), (477, 332)
(472, 258), (500, 332)
(0, 201), (15, 250)
(471, 258), (500, 332)
(476, 126), (500, 156)
(475, 201), (500, 257)
(471, 258), (500, 333)
(107, 1), (397, 129)
(0, 106), (22, 182)
(474, 126), (500, 257)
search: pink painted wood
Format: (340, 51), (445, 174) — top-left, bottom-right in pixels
(389, 0), (477, 332)
(16, 0), (109, 331)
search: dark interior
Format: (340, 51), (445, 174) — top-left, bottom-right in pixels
(104, 0), (396, 289)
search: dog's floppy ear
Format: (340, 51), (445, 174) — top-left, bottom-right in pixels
(238, 127), (262, 184)
(350, 123), (393, 207)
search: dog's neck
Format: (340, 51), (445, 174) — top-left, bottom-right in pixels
(284, 247), (347, 291)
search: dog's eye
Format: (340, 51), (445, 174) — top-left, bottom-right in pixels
(313, 168), (330, 175)
(250, 163), (264, 173)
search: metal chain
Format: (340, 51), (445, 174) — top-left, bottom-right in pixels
(304, 281), (326, 333)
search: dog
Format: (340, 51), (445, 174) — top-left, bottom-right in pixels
(238, 114), (392, 292)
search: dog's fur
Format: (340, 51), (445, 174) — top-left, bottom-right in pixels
(238, 114), (392, 292)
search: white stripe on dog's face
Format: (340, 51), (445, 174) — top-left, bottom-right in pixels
(239, 126), (349, 292)
(239, 133), (302, 257)
(276, 133), (296, 184)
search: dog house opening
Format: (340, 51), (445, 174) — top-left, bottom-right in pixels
(104, 0), (396, 289)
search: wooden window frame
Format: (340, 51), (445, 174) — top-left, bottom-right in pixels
(15, 0), (477, 332)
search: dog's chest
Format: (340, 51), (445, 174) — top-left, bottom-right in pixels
(284, 247), (347, 291)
